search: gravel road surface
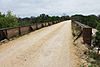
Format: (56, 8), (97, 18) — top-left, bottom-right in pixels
(0, 20), (77, 67)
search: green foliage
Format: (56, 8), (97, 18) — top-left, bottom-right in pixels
(96, 23), (100, 31)
(18, 21), (32, 26)
(88, 50), (100, 67)
(0, 11), (18, 28)
(89, 51), (100, 61)
(71, 14), (98, 28)
(33, 14), (69, 23)
(92, 23), (100, 48)
(0, 12), (69, 29)
(93, 31), (100, 48)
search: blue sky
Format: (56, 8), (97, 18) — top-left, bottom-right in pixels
(0, 0), (100, 17)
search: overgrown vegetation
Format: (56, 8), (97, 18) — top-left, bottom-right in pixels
(80, 50), (100, 67)
(0, 11), (19, 28)
(0, 11), (70, 29)
(71, 15), (99, 28)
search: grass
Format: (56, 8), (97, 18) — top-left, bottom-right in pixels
(81, 49), (100, 67)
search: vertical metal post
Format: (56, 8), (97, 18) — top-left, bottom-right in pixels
(19, 27), (21, 36)
(83, 28), (92, 46)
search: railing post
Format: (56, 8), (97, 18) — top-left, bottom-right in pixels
(83, 28), (92, 46)
(29, 25), (33, 32)
(19, 27), (21, 36)
(5, 29), (9, 39)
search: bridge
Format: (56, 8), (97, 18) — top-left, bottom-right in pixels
(0, 20), (93, 67)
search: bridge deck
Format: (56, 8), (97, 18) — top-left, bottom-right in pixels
(0, 21), (78, 67)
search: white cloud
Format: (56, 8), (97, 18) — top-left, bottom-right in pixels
(0, 0), (100, 17)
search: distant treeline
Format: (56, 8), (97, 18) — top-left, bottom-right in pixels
(0, 11), (70, 29)
(71, 14), (100, 28)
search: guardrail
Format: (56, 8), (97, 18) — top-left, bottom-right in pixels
(0, 21), (61, 41)
(71, 20), (92, 46)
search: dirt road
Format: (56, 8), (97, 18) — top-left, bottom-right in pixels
(0, 20), (78, 67)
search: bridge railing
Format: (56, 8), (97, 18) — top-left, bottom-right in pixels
(0, 21), (61, 41)
(71, 20), (92, 46)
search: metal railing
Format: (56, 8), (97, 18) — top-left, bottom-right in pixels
(71, 20), (92, 46)
(0, 21), (61, 41)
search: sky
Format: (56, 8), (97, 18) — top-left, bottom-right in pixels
(0, 0), (100, 17)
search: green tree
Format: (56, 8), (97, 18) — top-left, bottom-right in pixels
(0, 11), (18, 28)
(5, 11), (18, 27)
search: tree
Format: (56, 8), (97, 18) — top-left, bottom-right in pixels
(0, 12), (68, 29)
(6, 11), (18, 27)
(0, 11), (19, 28)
